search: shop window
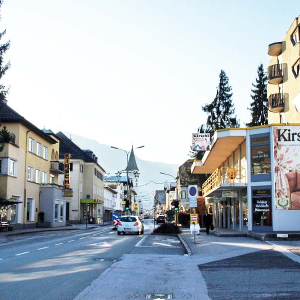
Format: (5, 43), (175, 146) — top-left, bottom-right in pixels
(251, 134), (271, 182)
(292, 59), (300, 79)
(26, 198), (35, 222)
(252, 188), (272, 228)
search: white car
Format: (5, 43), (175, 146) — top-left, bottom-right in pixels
(117, 216), (144, 235)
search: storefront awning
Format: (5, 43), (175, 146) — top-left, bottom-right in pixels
(80, 199), (103, 204)
(192, 129), (246, 174)
(0, 198), (23, 208)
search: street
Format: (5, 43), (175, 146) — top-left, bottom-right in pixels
(2, 222), (300, 300)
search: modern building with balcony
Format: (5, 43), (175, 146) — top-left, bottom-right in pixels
(0, 101), (65, 229)
(267, 15), (300, 122)
(192, 124), (300, 233)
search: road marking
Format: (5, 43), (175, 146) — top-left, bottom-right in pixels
(37, 247), (49, 251)
(135, 235), (147, 247)
(68, 240), (75, 242)
(16, 252), (29, 256)
(55, 243), (63, 245)
(79, 237), (86, 239)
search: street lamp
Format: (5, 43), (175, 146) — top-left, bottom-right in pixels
(159, 172), (179, 226)
(111, 145), (144, 215)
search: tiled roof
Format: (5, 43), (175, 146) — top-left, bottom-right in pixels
(56, 131), (105, 172)
(0, 102), (57, 144)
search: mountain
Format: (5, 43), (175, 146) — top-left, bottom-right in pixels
(62, 132), (179, 209)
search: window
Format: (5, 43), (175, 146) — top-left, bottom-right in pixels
(50, 174), (55, 184)
(54, 202), (59, 222)
(28, 166), (34, 181)
(8, 159), (17, 176)
(80, 164), (83, 173)
(291, 26), (300, 46)
(36, 142), (42, 156)
(181, 190), (187, 199)
(292, 59), (300, 79)
(26, 198), (35, 222)
(70, 163), (73, 171)
(251, 134), (271, 182)
(35, 169), (41, 183)
(43, 146), (48, 160)
(28, 137), (34, 152)
(42, 171), (47, 184)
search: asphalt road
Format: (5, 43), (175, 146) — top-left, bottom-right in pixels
(0, 219), (183, 300)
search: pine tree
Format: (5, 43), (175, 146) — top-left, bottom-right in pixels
(202, 70), (239, 136)
(246, 64), (268, 127)
(0, 0), (10, 101)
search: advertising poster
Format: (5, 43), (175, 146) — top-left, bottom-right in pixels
(274, 126), (300, 210)
(192, 133), (210, 151)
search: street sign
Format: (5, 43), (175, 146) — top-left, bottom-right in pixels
(112, 213), (119, 221)
(188, 185), (198, 208)
(190, 214), (198, 224)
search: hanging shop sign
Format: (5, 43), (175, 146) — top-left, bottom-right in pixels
(222, 191), (238, 198)
(63, 189), (73, 198)
(191, 133), (210, 151)
(64, 153), (70, 189)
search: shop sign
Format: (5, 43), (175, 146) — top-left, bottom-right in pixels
(222, 191), (238, 198)
(253, 189), (271, 197)
(190, 214), (198, 224)
(64, 153), (70, 189)
(191, 133), (210, 151)
(274, 126), (300, 210)
(63, 189), (73, 198)
(122, 201), (126, 205)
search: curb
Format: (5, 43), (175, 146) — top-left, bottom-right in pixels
(178, 234), (192, 256)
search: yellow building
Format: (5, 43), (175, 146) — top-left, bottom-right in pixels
(0, 101), (65, 229)
(267, 15), (300, 123)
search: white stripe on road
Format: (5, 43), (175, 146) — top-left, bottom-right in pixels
(16, 252), (29, 256)
(68, 240), (75, 243)
(37, 247), (49, 250)
(135, 235), (147, 247)
(79, 237), (86, 239)
(55, 243), (63, 245)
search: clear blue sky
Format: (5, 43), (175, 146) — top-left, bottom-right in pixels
(2, 1), (300, 165)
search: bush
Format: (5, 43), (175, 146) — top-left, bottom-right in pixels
(178, 213), (190, 227)
(153, 223), (182, 234)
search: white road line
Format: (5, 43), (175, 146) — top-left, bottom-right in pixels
(37, 247), (49, 250)
(79, 237), (86, 239)
(16, 252), (29, 256)
(55, 243), (63, 245)
(135, 235), (148, 247)
(68, 240), (75, 242)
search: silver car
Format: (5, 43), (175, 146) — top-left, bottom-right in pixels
(117, 216), (144, 235)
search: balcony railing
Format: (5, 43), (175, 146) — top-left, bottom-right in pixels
(268, 64), (283, 84)
(268, 93), (284, 113)
(202, 167), (247, 197)
(50, 161), (64, 174)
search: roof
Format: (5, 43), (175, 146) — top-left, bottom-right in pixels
(0, 102), (57, 144)
(126, 148), (139, 171)
(191, 128), (246, 174)
(56, 132), (106, 172)
(104, 185), (118, 194)
(155, 190), (166, 204)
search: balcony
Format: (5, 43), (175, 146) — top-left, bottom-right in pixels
(267, 42), (282, 56)
(50, 161), (64, 174)
(268, 64), (283, 84)
(202, 167), (246, 197)
(268, 93), (284, 113)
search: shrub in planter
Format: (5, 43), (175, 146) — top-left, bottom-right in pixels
(153, 223), (182, 234)
(178, 213), (190, 227)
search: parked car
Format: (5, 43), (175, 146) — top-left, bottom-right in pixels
(117, 216), (144, 235)
(156, 215), (166, 224)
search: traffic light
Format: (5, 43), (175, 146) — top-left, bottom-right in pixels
(174, 201), (179, 211)
(125, 200), (129, 210)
